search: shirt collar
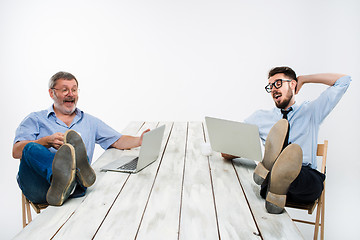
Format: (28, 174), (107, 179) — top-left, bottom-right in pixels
(290, 102), (299, 112)
(46, 105), (82, 118)
(275, 102), (299, 116)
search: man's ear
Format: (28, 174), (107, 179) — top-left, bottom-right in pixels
(49, 88), (54, 99)
(291, 79), (297, 91)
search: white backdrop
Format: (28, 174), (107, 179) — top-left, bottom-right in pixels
(1, 0), (359, 239)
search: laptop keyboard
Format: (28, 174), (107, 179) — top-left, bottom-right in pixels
(118, 157), (139, 171)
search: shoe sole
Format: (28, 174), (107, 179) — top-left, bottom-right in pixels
(253, 119), (288, 185)
(46, 144), (76, 206)
(64, 130), (96, 187)
(265, 144), (303, 214)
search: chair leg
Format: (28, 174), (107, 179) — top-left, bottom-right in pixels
(22, 193), (33, 228)
(21, 194), (26, 228)
(320, 188), (325, 240)
(26, 199), (32, 225)
(313, 191), (323, 240)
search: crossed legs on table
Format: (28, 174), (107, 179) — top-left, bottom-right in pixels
(17, 130), (95, 206)
(254, 119), (325, 213)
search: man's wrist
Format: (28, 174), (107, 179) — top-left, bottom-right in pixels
(35, 136), (49, 148)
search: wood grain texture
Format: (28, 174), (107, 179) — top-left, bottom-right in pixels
(93, 122), (172, 239)
(135, 122), (187, 240)
(179, 122), (218, 240)
(203, 121), (261, 240)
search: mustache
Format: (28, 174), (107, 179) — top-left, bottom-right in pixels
(272, 91), (281, 97)
(63, 97), (75, 102)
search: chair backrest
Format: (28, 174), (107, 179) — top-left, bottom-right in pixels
(316, 140), (328, 174)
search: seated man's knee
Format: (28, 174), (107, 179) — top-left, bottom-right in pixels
(23, 142), (41, 155)
(22, 142), (50, 161)
(23, 142), (38, 150)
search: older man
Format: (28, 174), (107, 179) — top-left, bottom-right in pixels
(223, 67), (351, 213)
(13, 71), (148, 206)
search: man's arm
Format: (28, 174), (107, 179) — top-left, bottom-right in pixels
(110, 129), (150, 150)
(221, 153), (239, 160)
(12, 132), (65, 159)
(296, 73), (347, 94)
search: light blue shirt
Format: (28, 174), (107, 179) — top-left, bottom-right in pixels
(14, 106), (122, 163)
(245, 75), (351, 169)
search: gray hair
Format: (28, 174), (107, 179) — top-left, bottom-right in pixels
(49, 71), (78, 89)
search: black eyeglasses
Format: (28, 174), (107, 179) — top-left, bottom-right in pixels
(265, 79), (292, 93)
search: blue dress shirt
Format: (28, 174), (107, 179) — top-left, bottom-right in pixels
(14, 106), (122, 163)
(245, 75), (351, 169)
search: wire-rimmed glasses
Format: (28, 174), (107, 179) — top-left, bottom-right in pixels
(51, 87), (79, 95)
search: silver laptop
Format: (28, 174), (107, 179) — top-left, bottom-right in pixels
(101, 125), (165, 173)
(205, 116), (262, 161)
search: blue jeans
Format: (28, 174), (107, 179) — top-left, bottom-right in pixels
(17, 142), (86, 204)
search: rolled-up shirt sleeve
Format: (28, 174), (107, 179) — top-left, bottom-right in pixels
(310, 75), (351, 125)
(13, 113), (40, 144)
(94, 118), (122, 150)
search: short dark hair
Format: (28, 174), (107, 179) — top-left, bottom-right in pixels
(268, 66), (297, 81)
(49, 71), (78, 89)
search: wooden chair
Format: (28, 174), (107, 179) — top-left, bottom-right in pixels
(285, 140), (328, 240)
(18, 157), (49, 227)
(21, 193), (48, 228)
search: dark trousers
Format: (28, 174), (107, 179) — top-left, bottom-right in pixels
(260, 165), (326, 203)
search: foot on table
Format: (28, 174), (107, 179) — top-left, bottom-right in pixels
(265, 144), (302, 214)
(253, 119), (289, 185)
(64, 130), (96, 187)
(46, 144), (76, 206)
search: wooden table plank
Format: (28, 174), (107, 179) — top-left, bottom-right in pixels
(13, 197), (84, 240)
(179, 122), (219, 240)
(52, 122), (151, 239)
(232, 158), (304, 240)
(92, 122), (172, 239)
(204, 122), (261, 240)
(51, 171), (130, 239)
(13, 121), (145, 240)
(135, 122), (187, 240)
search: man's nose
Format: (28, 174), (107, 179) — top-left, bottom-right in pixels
(67, 90), (74, 96)
(271, 87), (277, 94)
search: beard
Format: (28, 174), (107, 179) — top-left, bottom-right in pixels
(54, 101), (76, 114)
(274, 87), (293, 109)
(53, 93), (77, 115)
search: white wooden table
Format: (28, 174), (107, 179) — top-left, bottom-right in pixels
(14, 121), (304, 240)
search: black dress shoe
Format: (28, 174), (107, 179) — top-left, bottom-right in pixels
(46, 144), (76, 206)
(64, 130), (96, 187)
